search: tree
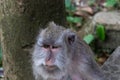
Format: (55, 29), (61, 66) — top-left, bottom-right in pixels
(0, 0), (66, 80)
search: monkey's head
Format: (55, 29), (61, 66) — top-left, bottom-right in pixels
(32, 22), (77, 79)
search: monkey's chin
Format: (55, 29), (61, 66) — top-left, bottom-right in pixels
(40, 66), (65, 80)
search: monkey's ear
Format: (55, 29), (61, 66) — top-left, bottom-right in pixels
(68, 34), (76, 45)
(65, 30), (77, 45)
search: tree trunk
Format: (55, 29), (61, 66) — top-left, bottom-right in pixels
(0, 0), (66, 80)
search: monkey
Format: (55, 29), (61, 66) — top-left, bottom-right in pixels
(32, 22), (106, 80)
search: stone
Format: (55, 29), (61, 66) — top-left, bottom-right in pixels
(96, 30), (120, 49)
(101, 46), (120, 80)
(92, 11), (120, 49)
(78, 11), (120, 49)
(93, 11), (120, 30)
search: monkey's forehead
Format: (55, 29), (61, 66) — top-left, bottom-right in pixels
(38, 30), (64, 45)
(42, 29), (63, 41)
(42, 25), (65, 39)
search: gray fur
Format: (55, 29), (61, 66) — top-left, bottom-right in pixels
(32, 22), (106, 80)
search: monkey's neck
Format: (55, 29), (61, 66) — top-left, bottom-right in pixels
(47, 75), (72, 80)
(61, 75), (72, 80)
(47, 74), (85, 80)
(66, 75), (72, 80)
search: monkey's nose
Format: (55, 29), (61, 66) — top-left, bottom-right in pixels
(45, 57), (57, 70)
(45, 57), (55, 66)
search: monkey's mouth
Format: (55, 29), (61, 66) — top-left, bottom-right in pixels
(42, 65), (59, 72)
(45, 66), (58, 71)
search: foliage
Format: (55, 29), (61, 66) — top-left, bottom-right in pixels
(65, 0), (75, 11)
(65, 0), (112, 44)
(65, 0), (118, 30)
(83, 34), (94, 44)
(105, 0), (117, 7)
(83, 24), (106, 44)
(67, 16), (82, 24)
(96, 24), (105, 41)
(103, 0), (120, 9)
(65, 0), (83, 30)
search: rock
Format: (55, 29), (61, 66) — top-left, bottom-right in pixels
(101, 46), (120, 80)
(93, 11), (120, 29)
(96, 30), (120, 49)
(93, 11), (120, 49)
(78, 11), (120, 49)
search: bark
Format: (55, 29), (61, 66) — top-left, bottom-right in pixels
(0, 0), (66, 80)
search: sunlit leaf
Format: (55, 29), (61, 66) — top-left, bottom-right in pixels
(105, 0), (116, 7)
(96, 24), (105, 41)
(83, 34), (95, 44)
(67, 16), (82, 23)
(65, 0), (71, 8)
(65, 0), (75, 11)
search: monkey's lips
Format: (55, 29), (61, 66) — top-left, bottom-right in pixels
(44, 65), (58, 71)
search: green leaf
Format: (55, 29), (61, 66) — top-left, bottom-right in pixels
(65, 0), (75, 11)
(67, 16), (82, 23)
(65, 0), (71, 8)
(83, 34), (95, 44)
(96, 24), (105, 41)
(106, 0), (117, 7)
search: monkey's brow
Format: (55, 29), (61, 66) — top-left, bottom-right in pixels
(37, 40), (62, 47)
(37, 39), (53, 45)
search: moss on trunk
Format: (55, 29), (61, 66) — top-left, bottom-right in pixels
(0, 0), (66, 80)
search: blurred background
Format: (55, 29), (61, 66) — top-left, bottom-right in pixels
(65, 0), (120, 65)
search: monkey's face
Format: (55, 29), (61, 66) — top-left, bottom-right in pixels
(32, 38), (69, 79)
(32, 23), (76, 79)
(33, 35), (76, 79)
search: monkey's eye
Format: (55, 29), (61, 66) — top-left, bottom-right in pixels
(52, 46), (59, 49)
(43, 44), (50, 48)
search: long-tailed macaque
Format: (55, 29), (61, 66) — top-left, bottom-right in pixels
(32, 22), (105, 80)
